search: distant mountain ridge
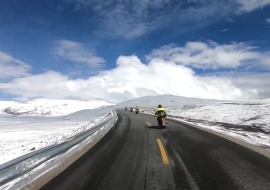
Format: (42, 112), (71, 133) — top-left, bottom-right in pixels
(113, 95), (229, 108)
(0, 95), (265, 116)
(0, 99), (112, 116)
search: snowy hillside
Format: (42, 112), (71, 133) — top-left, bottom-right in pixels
(0, 99), (112, 116)
(114, 95), (227, 108)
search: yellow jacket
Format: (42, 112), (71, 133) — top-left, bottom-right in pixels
(156, 108), (165, 112)
(155, 108), (166, 116)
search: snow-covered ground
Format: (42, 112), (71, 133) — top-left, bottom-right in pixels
(1, 94), (269, 166)
(142, 99), (270, 150)
(116, 95), (270, 150)
(1, 95), (219, 165)
(0, 112), (118, 190)
(0, 107), (112, 165)
(1, 95), (270, 189)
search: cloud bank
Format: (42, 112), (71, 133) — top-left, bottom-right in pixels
(146, 41), (270, 69)
(1, 40), (270, 102)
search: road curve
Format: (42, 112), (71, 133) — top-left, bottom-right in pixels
(41, 110), (270, 190)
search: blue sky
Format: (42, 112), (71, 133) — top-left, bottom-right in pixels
(0, 0), (270, 102)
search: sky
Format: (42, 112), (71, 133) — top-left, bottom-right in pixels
(0, 0), (270, 103)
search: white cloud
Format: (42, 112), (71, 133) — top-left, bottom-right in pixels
(0, 51), (31, 79)
(146, 41), (270, 69)
(0, 54), (269, 102)
(266, 18), (270, 23)
(52, 40), (105, 67)
(225, 72), (270, 98)
(237, 0), (270, 12)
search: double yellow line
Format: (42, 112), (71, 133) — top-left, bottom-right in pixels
(146, 121), (169, 165)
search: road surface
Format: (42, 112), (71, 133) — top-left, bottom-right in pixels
(41, 110), (270, 190)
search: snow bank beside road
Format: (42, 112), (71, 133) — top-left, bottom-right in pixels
(0, 111), (118, 190)
(0, 109), (112, 165)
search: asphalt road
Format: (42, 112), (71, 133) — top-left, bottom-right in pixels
(41, 110), (270, 190)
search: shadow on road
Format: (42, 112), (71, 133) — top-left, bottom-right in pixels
(145, 126), (164, 129)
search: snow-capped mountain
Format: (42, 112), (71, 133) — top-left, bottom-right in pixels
(114, 95), (227, 108)
(0, 99), (112, 116)
(0, 95), (232, 116)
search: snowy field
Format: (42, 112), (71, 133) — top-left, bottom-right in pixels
(1, 95), (207, 165)
(1, 94), (269, 166)
(142, 99), (270, 151)
(0, 100), (112, 165)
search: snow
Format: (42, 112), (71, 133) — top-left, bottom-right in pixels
(0, 109), (112, 165)
(115, 95), (270, 150)
(0, 95), (221, 166)
(0, 98), (116, 189)
(141, 100), (270, 150)
(0, 99), (112, 116)
(1, 94), (270, 188)
(114, 94), (226, 108)
(0, 112), (118, 190)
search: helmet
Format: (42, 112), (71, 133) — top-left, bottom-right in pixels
(158, 104), (162, 108)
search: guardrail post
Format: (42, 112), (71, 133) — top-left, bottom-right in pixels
(27, 172), (33, 190)
(23, 173), (30, 190)
(80, 139), (85, 151)
(19, 174), (25, 190)
(61, 154), (65, 168)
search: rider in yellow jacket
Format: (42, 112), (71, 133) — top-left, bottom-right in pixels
(155, 105), (167, 116)
(155, 105), (168, 127)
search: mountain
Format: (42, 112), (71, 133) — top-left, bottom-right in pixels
(0, 95), (257, 116)
(113, 95), (228, 108)
(0, 99), (112, 116)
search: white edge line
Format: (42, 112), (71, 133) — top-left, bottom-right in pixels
(171, 146), (199, 190)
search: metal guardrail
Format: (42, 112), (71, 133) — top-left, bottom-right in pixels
(0, 110), (117, 187)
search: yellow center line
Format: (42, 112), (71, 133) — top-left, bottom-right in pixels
(157, 139), (169, 165)
(146, 121), (151, 126)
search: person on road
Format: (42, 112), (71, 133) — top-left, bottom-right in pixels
(155, 104), (167, 126)
(135, 106), (139, 114)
